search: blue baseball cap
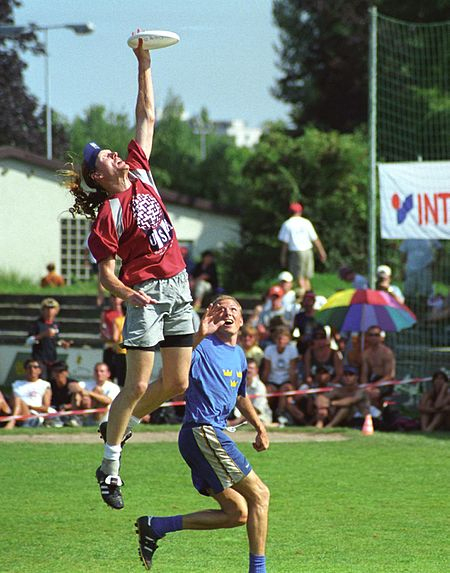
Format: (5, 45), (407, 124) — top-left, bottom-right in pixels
(83, 142), (101, 171)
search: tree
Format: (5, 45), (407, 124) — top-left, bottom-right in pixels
(220, 124), (370, 292)
(272, 0), (450, 132)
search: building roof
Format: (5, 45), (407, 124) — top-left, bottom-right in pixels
(0, 146), (238, 216)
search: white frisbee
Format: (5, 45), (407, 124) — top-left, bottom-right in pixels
(127, 30), (180, 50)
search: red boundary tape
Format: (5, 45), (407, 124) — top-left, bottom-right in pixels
(0, 376), (431, 424)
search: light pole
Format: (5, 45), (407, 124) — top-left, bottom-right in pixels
(0, 22), (94, 159)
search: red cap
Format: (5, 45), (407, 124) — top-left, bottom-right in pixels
(268, 285), (284, 298)
(289, 202), (303, 214)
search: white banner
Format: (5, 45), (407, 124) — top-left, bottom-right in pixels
(378, 161), (450, 239)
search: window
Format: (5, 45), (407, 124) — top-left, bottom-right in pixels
(60, 218), (92, 283)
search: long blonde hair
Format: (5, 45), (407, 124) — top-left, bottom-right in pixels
(58, 163), (107, 219)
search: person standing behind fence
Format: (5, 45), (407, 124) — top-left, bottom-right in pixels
(278, 202), (327, 292)
(60, 36), (194, 510)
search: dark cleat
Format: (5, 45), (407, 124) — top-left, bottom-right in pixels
(98, 421), (133, 448)
(95, 466), (124, 510)
(135, 516), (163, 570)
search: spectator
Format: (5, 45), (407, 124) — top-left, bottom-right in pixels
(303, 326), (343, 387)
(419, 370), (450, 432)
(49, 361), (81, 426)
(4, 359), (54, 429)
(316, 365), (369, 428)
(0, 390), (12, 427)
(338, 266), (368, 289)
(230, 358), (273, 427)
(278, 202), (327, 292)
(261, 326), (299, 421)
(263, 271), (298, 316)
(192, 250), (219, 310)
(72, 363), (120, 425)
(400, 239), (442, 301)
(287, 365), (333, 427)
(26, 298), (72, 380)
(376, 265), (404, 304)
(100, 295), (124, 380)
(40, 263), (65, 288)
(258, 285), (295, 337)
(361, 325), (396, 409)
(292, 290), (319, 357)
(238, 325), (265, 368)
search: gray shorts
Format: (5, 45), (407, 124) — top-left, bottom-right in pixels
(123, 270), (194, 349)
(289, 249), (314, 280)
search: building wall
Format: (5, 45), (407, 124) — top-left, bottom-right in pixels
(0, 158), (240, 282)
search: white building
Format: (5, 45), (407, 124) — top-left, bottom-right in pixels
(213, 119), (262, 148)
(0, 146), (240, 283)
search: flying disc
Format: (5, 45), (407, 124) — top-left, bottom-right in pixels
(127, 30), (180, 50)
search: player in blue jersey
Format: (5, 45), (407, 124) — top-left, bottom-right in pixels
(135, 295), (270, 573)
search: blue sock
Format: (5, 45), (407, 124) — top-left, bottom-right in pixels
(150, 515), (183, 539)
(249, 553), (266, 573)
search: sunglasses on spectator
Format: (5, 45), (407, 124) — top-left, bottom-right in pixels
(26, 364), (40, 369)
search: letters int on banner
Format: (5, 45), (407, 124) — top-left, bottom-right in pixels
(378, 161), (450, 240)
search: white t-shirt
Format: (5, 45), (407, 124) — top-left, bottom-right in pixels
(278, 216), (318, 252)
(12, 378), (51, 408)
(79, 379), (121, 422)
(264, 343), (299, 386)
(234, 376), (272, 424)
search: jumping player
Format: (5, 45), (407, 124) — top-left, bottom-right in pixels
(135, 296), (270, 573)
(60, 35), (194, 509)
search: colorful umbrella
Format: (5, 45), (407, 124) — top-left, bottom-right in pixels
(316, 288), (417, 332)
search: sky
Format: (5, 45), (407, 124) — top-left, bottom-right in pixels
(13, 0), (290, 128)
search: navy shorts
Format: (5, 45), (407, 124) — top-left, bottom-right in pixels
(178, 424), (252, 496)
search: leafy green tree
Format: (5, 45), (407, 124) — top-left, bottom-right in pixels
(272, 0), (450, 133)
(221, 125), (369, 292)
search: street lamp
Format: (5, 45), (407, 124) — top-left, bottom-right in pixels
(0, 22), (94, 159)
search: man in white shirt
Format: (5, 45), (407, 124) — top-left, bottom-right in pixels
(278, 203), (327, 292)
(230, 358), (273, 426)
(72, 363), (120, 424)
(5, 359), (52, 428)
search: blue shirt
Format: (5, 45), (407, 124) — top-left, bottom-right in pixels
(183, 335), (247, 428)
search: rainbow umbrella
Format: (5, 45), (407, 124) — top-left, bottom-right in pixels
(316, 289), (417, 332)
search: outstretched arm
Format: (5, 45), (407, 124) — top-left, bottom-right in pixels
(133, 38), (155, 158)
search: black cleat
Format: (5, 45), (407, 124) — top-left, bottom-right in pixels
(98, 421), (133, 448)
(96, 467), (124, 510)
(135, 516), (163, 570)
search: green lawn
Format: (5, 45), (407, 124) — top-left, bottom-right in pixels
(1, 427), (449, 572)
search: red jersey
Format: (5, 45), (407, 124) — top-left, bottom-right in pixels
(88, 140), (185, 286)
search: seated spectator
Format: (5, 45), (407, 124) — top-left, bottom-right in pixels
(303, 326), (344, 386)
(229, 359), (272, 427)
(426, 293), (450, 323)
(419, 370), (450, 432)
(4, 359), (55, 429)
(261, 326), (299, 421)
(71, 363), (120, 425)
(315, 365), (369, 428)
(376, 265), (404, 304)
(258, 285), (296, 339)
(26, 297), (72, 379)
(0, 389), (12, 427)
(287, 365), (334, 426)
(361, 325), (396, 408)
(339, 266), (368, 289)
(49, 361), (81, 426)
(40, 262), (65, 288)
(292, 290), (319, 357)
(238, 325), (265, 368)
(192, 250), (219, 310)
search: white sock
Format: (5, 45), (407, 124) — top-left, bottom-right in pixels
(126, 416), (141, 434)
(104, 443), (122, 461)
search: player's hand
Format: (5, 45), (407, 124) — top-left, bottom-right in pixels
(127, 289), (157, 308)
(199, 303), (227, 336)
(253, 428), (269, 452)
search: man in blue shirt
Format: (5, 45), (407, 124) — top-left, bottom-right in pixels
(135, 295), (270, 573)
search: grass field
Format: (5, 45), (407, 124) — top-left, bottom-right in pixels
(2, 426), (450, 573)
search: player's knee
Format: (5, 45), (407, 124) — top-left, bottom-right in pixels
(252, 481), (270, 511)
(123, 380), (148, 401)
(228, 504), (248, 527)
(166, 376), (188, 396)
